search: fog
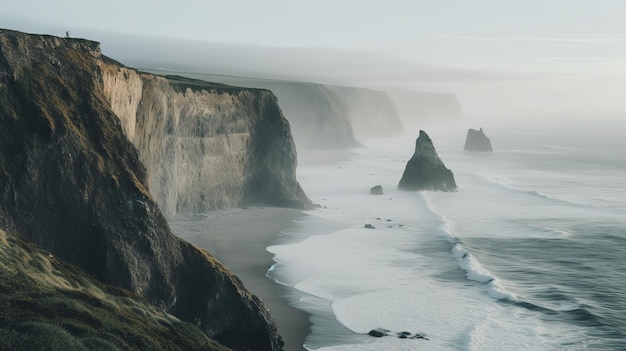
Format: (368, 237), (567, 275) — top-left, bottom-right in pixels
(97, 33), (626, 123)
(3, 0), (626, 122)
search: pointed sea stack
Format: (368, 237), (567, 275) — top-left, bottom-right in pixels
(463, 128), (493, 152)
(398, 130), (457, 191)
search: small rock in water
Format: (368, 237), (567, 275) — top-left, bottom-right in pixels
(370, 185), (384, 195)
(368, 328), (390, 337)
(364, 224), (376, 229)
(398, 331), (412, 339)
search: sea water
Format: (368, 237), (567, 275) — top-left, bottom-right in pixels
(267, 118), (626, 350)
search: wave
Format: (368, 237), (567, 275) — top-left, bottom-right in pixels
(479, 173), (595, 209)
(421, 192), (519, 303)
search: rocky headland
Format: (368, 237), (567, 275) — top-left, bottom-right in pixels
(0, 29), (296, 350)
(152, 74), (406, 150)
(398, 130), (457, 191)
(101, 63), (311, 217)
(463, 127), (493, 152)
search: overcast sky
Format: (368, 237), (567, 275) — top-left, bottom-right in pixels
(3, 0), (626, 119)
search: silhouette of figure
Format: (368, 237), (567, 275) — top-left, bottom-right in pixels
(65, 31), (70, 38)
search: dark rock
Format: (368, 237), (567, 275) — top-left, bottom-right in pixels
(364, 224), (376, 229)
(370, 185), (384, 195)
(0, 29), (283, 351)
(463, 128), (493, 152)
(398, 130), (457, 191)
(398, 331), (412, 339)
(368, 328), (390, 337)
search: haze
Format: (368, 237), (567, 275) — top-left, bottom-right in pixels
(3, 0), (626, 120)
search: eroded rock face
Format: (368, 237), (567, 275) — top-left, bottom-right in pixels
(0, 29), (283, 351)
(101, 64), (311, 217)
(398, 130), (457, 191)
(463, 128), (493, 152)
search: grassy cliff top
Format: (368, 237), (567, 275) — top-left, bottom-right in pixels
(0, 229), (230, 351)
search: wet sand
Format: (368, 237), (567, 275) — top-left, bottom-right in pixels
(170, 207), (310, 351)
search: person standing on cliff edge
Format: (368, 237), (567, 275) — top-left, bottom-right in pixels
(65, 31), (70, 38)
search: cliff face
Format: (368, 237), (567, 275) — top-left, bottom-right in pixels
(398, 130), (457, 191)
(0, 29), (283, 350)
(388, 90), (464, 128)
(100, 65), (309, 217)
(327, 86), (403, 139)
(148, 74), (408, 149)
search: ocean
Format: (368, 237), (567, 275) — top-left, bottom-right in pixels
(267, 118), (626, 350)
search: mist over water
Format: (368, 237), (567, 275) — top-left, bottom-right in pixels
(269, 119), (626, 350)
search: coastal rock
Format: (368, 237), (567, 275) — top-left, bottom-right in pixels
(463, 128), (493, 152)
(368, 328), (390, 337)
(101, 63), (311, 217)
(370, 185), (384, 195)
(398, 130), (457, 191)
(0, 29), (283, 351)
(364, 224), (376, 229)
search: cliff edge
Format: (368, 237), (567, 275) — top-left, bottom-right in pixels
(100, 61), (310, 217)
(0, 29), (283, 350)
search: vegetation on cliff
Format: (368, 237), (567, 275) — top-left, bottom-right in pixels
(0, 29), (284, 350)
(0, 229), (229, 351)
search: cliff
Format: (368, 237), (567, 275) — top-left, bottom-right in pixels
(149, 74), (404, 149)
(388, 89), (464, 128)
(100, 63), (310, 217)
(0, 29), (283, 350)
(464, 128), (493, 152)
(398, 130), (457, 191)
(326, 85), (404, 139)
(329, 86), (404, 139)
(0, 229), (229, 351)
(180, 77), (361, 150)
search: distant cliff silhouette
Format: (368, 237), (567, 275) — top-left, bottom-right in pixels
(464, 128), (493, 152)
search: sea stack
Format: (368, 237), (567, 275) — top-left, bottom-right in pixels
(463, 128), (493, 152)
(398, 130), (457, 191)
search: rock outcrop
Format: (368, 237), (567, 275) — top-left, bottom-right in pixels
(398, 131), (457, 191)
(463, 128), (493, 152)
(101, 63), (311, 217)
(0, 29), (283, 350)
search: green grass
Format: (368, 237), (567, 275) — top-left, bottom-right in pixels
(0, 230), (230, 351)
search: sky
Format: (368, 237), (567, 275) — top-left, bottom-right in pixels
(3, 0), (626, 119)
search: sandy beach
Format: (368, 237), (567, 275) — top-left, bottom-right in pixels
(170, 207), (310, 351)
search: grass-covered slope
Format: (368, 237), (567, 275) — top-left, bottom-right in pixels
(0, 229), (230, 351)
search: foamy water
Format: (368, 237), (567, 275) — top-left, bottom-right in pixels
(267, 121), (626, 350)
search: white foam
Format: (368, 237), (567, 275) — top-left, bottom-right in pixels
(269, 132), (592, 350)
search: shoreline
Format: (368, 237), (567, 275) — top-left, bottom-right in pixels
(170, 207), (311, 351)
